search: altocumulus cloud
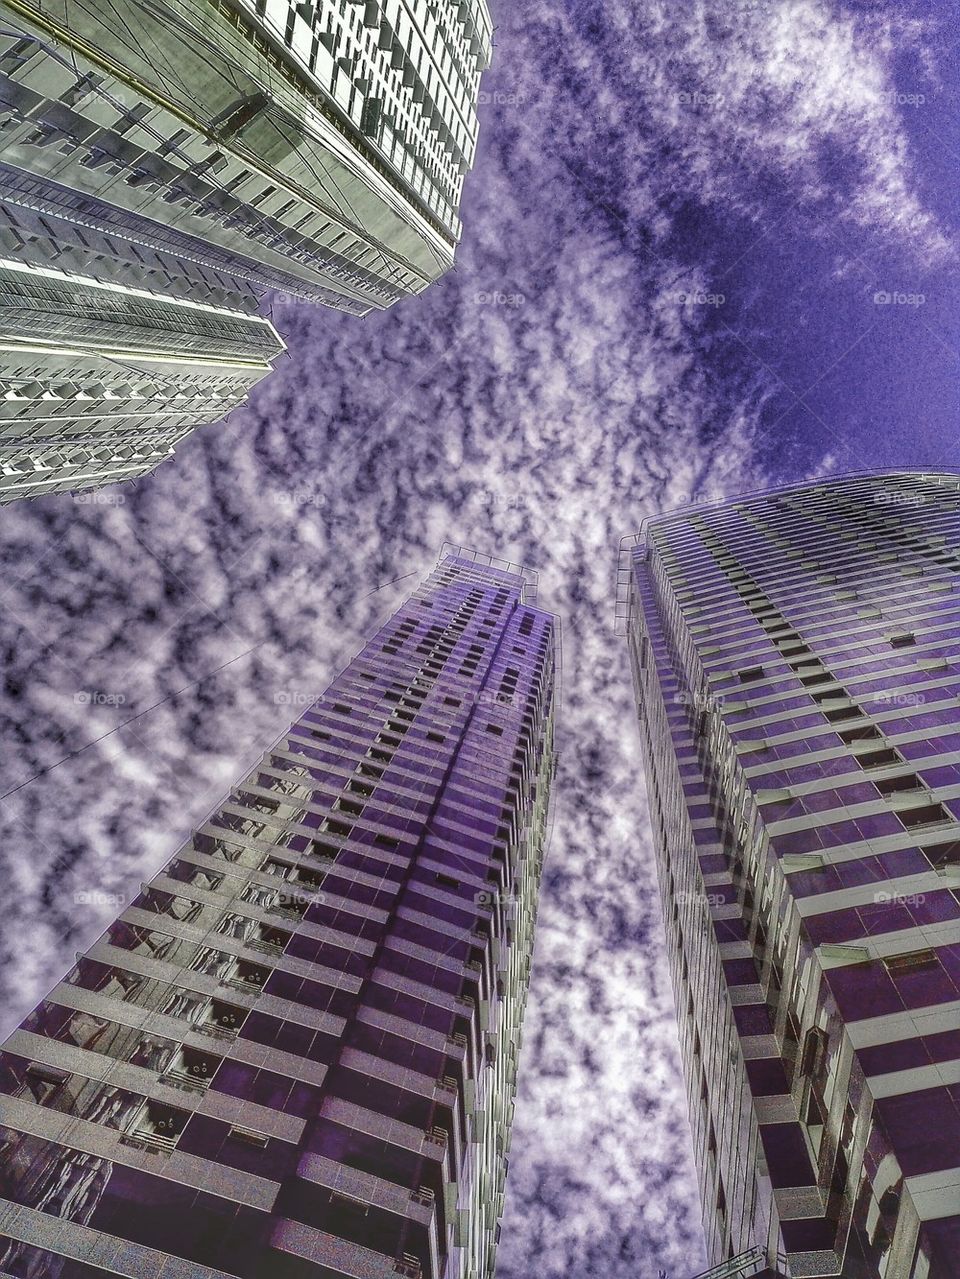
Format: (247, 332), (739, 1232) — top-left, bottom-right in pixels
(0, 1), (951, 1276)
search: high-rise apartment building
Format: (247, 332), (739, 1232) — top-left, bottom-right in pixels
(0, 548), (558, 1279)
(0, 255), (284, 502)
(622, 472), (960, 1279)
(0, 0), (491, 499)
(0, 0), (491, 312)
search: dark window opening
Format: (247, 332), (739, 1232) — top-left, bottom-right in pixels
(840, 726), (882, 744)
(876, 774), (923, 796)
(920, 840), (960, 871)
(855, 748), (902, 769)
(895, 804), (950, 831)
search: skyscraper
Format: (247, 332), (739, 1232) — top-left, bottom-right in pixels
(621, 471), (960, 1279)
(0, 0), (492, 312)
(0, 547), (558, 1279)
(0, 0), (492, 499)
(0, 255), (285, 502)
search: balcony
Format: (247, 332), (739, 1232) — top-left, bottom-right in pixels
(688, 1246), (784, 1279)
(120, 1127), (179, 1154)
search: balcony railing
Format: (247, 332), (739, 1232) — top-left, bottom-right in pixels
(120, 1128), (179, 1154)
(248, 938), (284, 956)
(689, 1246), (774, 1279)
(220, 975), (265, 995)
(162, 1067), (212, 1092)
(195, 1022), (239, 1042)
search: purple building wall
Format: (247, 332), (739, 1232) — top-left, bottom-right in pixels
(625, 472), (960, 1279)
(0, 549), (558, 1279)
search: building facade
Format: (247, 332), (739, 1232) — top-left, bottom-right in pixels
(0, 0), (491, 499)
(0, 255), (284, 501)
(0, 548), (558, 1279)
(623, 472), (960, 1279)
(0, 0), (492, 313)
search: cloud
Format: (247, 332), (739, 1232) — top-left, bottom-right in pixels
(507, 0), (953, 266)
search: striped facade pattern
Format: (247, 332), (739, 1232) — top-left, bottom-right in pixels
(0, 550), (558, 1279)
(0, 0), (491, 499)
(626, 472), (960, 1279)
(0, 0), (492, 312)
(0, 254), (284, 502)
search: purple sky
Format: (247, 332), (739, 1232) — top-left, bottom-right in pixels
(0, 1), (957, 1276)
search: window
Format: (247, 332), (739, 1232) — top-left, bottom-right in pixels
(426, 731), (445, 743)
(486, 723), (503, 736)
(895, 803), (950, 831)
(21, 1063), (68, 1104)
(856, 748), (902, 769)
(876, 774), (922, 796)
(883, 950), (938, 975)
(443, 696), (461, 707)
(840, 726), (881, 745)
(920, 839), (960, 871)
(889, 632), (916, 649)
(229, 1125), (269, 1148)
(738, 666), (764, 683)
(824, 705), (863, 723)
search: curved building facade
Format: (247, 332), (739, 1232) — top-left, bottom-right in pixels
(624, 471), (960, 1279)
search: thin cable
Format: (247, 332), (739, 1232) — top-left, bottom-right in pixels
(0, 639), (265, 801)
(364, 571), (417, 598)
